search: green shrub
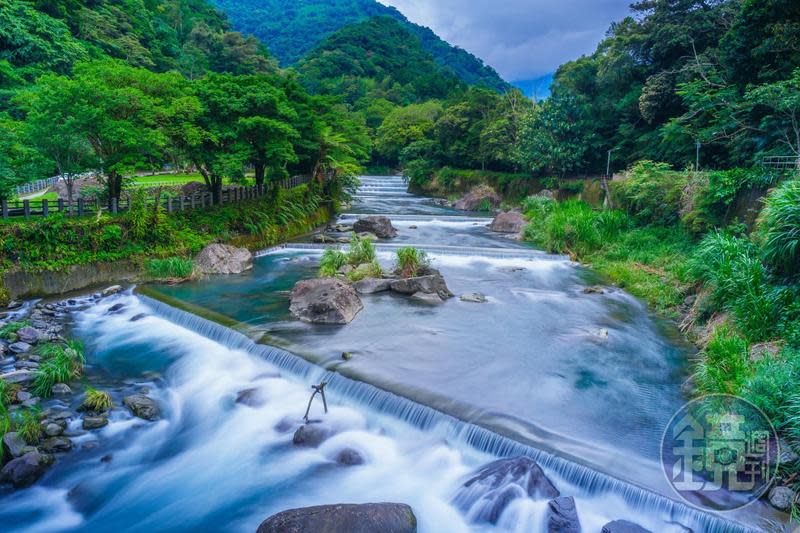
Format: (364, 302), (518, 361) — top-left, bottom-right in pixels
(82, 387), (113, 412)
(742, 347), (800, 430)
(146, 257), (195, 280)
(395, 247), (429, 278)
(521, 195), (556, 219)
(693, 326), (750, 395)
(32, 341), (85, 398)
(347, 234), (376, 265)
(760, 179), (800, 277)
(611, 161), (687, 226)
(13, 407), (42, 445)
(319, 249), (348, 277)
(683, 168), (770, 233)
(0, 284), (9, 307)
(0, 320), (29, 340)
(348, 261), (383, 282)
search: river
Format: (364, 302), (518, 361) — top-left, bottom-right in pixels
(1, 176), (772, 532)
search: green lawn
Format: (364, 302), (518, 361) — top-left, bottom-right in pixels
(130, 173), (253, 186)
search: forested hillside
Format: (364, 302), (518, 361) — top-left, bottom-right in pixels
(209, 0), (509, 90)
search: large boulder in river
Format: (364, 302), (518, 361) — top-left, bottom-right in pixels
(602, 520), (652, 533)
(194, 243), (253, 275)
(292, 423), (334, 448)
(290, 278), (363, 324)
(489, 211), (528, 234)
(546, 496), (581, 533)
(390, 274), (453, 300)
(455, 457), (560, 524)
(257, 503), (417, 533)
(123, 394), (161, 420)
(453, 185), (500, 211)
(353, 278), (393, 295)
(0, 451), (53, 488)
(353, 216), (397, 239)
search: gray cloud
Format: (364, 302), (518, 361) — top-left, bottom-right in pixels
(379, 0), (632, 81)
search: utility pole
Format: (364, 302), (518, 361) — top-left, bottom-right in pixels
(606, 149), (615, 178)
(695, 141), (701, 172)
(603, 149), (616, 210)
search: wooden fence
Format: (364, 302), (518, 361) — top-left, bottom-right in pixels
(1, 175), (312, 220)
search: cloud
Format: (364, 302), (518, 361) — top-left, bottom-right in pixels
(378, 0), (632, 81)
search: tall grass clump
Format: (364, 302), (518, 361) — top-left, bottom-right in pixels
(760, 179), (800, 277)
(319, 249), (348, 277)
(742, 347), (800, 431)
(82, 387), (113, 412)
(348, 233), (376, 265)
(13, 407), (42, 445)
(395, 247), (429, 278)
(32, 341), (86, 398)
(146, 257), (195, 280)
(693, 326), (750, 395)
(0, 320), (30, 341)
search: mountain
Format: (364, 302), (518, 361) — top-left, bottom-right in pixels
(295, 16), (462, 105)
(208, 0), (509, 91)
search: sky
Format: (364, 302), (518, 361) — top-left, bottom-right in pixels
(378, 0), (632, 82)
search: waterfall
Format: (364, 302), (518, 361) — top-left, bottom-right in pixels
(139, 293), (758, 533)
(257, 243), (560, 260)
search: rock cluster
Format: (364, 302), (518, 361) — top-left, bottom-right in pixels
(452, 185), (500, 211)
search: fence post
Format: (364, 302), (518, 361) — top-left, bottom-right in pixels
(167, 196), (173, 213)
(77, 198), (84, 217)
(180, 195), (185, 211)
(111, 197), (118, 214)
(57, 199), (64, 213)
(42, 199), (49, 217)
(190, 193), (196, 210)
(1, 199), (7, 219)
(23, 200), (30, 218)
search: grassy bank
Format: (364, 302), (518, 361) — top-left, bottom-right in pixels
(521, 164), (800, 504)
(0, 184), (331, 300)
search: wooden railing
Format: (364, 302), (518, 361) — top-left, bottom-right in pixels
(762, 156), (800, 170)
(1, 176), (312, 219)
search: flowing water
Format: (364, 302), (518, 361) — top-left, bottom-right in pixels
(2, 176), (776, 532)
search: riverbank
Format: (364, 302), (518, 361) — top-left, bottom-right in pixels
(0, 184), (332, 302)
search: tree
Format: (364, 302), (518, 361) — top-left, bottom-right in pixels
(375, 101), (442, 164)
(0, 114), (49, 201)
(747, 69), (800, 157)
(15, 74), (94, 211)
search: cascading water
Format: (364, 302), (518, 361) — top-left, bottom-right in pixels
(3, 176), (777, 532)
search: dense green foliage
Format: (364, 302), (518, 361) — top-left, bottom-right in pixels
(146, 257), (196, 281)
(82, 387), (113, 412)
(318, 234), (380, 281)
(209, 0), (507, 91)
(395, 247), (429, 278)
(32, 340), (85, 398)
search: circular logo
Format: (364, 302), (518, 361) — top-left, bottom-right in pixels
(661, 394), (780, 511)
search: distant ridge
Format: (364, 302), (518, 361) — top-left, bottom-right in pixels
(209, 0), (509, 91)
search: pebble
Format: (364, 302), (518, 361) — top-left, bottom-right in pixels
(44, 423), (64, 437)
(9, 342), (32, 354)
(83, 415), (109, 430)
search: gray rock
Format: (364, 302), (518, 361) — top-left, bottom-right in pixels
(101, 285), (122, 296)
(292, 424), (333, 448)
(40, 436), (72, 453)
(51, 383), (72, 395)
(16, 327), (42, 345)
(489, 211), (527, 233)
(336, 448), (365, 466)
(235, 388), (266, 408)
(353, 216), (398, 239)
(459, 457), (560, 524)
(194, 244), (253, 275)
(453, 186), (500, 211)
(0, 451), (52, 488)
(410, 292), (443, 305)
(356, 232), (379, 242)
(312, 234), (337, 244)
(16, 390), (32, 402)
(82, 415), (109, 430)
(8, 342), (31, 354)
(123, 394), (161, 421)
(0, 369), (34, 384)
(289, 278), (363, 325)
(460, 293), (488, 303)
(257, 503), (417, 533)
(106, 303), (125, 315)
(547, 496), (581, 533)
(6, 300), (22, 310)
(129, 313), (148, 322)
(390, 275), (453, 300)
(353, 278), (394, 295)
(31, 320), (48, 330)
(602, 520), (652, 533)
(2, 432), (27, 458)
(44, 423), (64, 437)
(768, 486), (795, 512)
(583, 286), (605, 295)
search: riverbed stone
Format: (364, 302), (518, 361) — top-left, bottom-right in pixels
(463, 457), (560, 500)
(8, 342), (31, 354)
(410, 292), (443, 305)
(602, 520), (652, 533)
(335, 448), (365, 466)
(353, 216), (397, 239)
(390, 275), (453, 300)
(44, 423), (64, 437)
(0, 369), (34, 385)
(0, 451), (52, 488)
(546, 496), (581, 533)
(257, 503), (417, 533)
(292, 423), (333, 448)
(16, 390), (32, 402)
(51, 383), (72, 395)
(353, 278), (392, 295)
(768, 485), (795, 512)
(489, 211), (527, 233)
(453, 185), (500, 211)
(83, 415), (109, 430)
(16, 327), (42, 345)
(123, 394), (161, 421)
(289, 278), (363, 325)
(40, 436), (73, 454)
(194, 243), (253, 275)
(3, 432), (27, 458)
(460, 293), (488, 303)
(235, 388), (266, 408)
(102, 285), (122, 297)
